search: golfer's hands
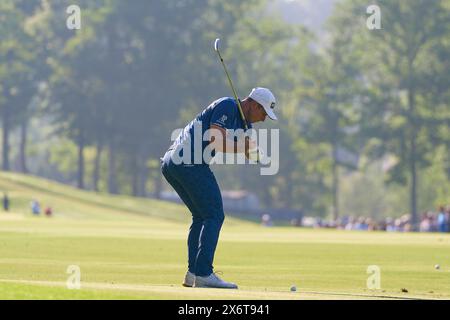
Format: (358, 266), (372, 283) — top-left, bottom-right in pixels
(245, 138), (260, 162)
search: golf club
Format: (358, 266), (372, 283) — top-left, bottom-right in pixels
(214, 38), (264, 163)
(213, 38), (249, 130)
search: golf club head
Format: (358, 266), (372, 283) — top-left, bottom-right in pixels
(214, 38), (220, 52)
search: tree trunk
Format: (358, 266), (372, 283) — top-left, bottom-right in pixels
(259, 175), (272, 208)
(92, 142), (103, 192)
(332, 145), (340, 221)
(408, 89), (418, 230)
(2, 105), (10, 171)
(131, 152), (139, 197)
(108, 140), (118, 194)
(138, 155), (149, 197)
(407, 48), (418, 231)
(286, 174), (294, 208)
(77, 134), (85, 189)
(19, 120), (28, 173)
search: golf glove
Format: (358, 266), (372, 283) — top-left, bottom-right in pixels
(248, 146), (265, 163)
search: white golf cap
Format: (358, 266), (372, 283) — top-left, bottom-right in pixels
(249, 87), (277, 120)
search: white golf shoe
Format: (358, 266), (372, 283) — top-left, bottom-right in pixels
(193, 273), (238, 289)
(182, 271), (196, 287)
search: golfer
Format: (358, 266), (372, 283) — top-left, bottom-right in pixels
(161, 87), (277, 289)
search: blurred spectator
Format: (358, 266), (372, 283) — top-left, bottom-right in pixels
(378, 219), (387, 231)
(429, 211), (438, 232)
(261, 213), (273, 227)
(290, 218), (301, 227)
(327, 219), (337, 228)
(394, 218), (402, 232)
(354, 217), (363, 230)
(403, 223), (412, 232)
(437, 206), (448, 233)
(386, 217), (396, 232)
(419, 212), (432, 232)
(447, 206), (450, 232)
(45, 206), (53, 217)
(335, 216), (345, 229)
(366, 218), (376, 231)
(31, 199), (41, 215)
(3, 193), (9, 212)
(400, 214), (412, 232)
(298, 204), (449, 233)
(314, 217), (323, 228)
(345, 217), (356, 230)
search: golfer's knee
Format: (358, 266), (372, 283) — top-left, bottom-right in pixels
(203, 211), (224, 226)
(192, 217), (203, 225)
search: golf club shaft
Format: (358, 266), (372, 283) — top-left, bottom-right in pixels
(214, 39), (260, 162)
(214, 39), (248, 130)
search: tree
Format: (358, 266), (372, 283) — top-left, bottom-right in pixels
(273, 1), (365, 218)
(361, 0), (450, 228)
(0, 1), (33, 171)
(211, 1), (322, 212)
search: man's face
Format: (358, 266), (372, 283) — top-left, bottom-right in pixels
(251, 102), (267, 123)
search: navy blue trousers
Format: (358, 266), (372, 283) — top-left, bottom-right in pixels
(161, 151), (224, 277)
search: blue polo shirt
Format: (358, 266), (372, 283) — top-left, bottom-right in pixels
(170, 97), (252, 165)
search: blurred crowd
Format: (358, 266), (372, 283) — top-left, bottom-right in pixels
(285, 205), (450, 233)
(2, 192), (53, 217)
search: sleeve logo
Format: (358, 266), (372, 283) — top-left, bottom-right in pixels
(217, 115), (228, 125)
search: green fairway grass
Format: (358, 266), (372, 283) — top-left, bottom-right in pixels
(0, 172), (449, 300)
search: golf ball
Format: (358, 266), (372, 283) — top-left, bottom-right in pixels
(435, 264), (440, 270)
(290, 285), (297, 292)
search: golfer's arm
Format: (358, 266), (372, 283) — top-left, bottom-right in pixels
(210, 124), (249, 154)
